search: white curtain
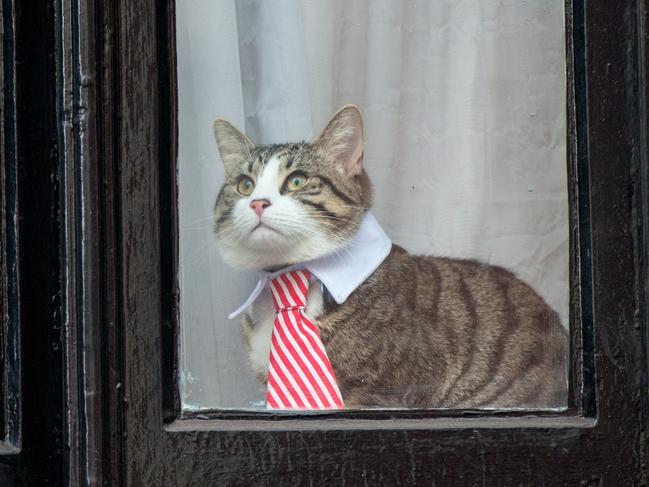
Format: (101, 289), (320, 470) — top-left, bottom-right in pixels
(177, 0), (568, 409)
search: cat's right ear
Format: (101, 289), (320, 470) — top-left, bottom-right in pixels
(212, 119), (255, 177)
(314, 104), (365, 177)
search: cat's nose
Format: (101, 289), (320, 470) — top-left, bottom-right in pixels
(250, 199), (271, 217)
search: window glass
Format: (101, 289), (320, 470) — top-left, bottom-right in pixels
(176, 0), (568, 411)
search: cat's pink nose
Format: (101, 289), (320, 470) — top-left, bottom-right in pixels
(250, 199), (271, 217)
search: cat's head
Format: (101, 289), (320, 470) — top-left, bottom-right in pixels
(212, 105), (372, 270)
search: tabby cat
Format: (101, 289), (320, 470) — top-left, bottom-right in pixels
(212, 105), (567, 409)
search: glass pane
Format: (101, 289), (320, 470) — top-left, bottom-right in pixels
(176, 0), (569, 411)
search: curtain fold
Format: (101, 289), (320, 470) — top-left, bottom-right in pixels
(178, 0), (568, 409)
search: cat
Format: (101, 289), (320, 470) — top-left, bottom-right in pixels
(211, 105), (568, 409)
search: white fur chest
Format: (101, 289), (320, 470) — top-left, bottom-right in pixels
(246, 281), (325, 378)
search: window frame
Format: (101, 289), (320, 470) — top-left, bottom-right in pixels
(0, 0), (20, 458)
(10, 0), (649, 484)
(0, 0), (67, 484)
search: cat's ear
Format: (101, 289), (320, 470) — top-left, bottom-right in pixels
(212, 119), (255, 176)
(314, 104), (364, 177)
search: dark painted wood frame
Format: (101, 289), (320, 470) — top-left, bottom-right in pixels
(0, 0), (20, 458)
(2, 0), (648, 484)
(0, 0), (66, 484)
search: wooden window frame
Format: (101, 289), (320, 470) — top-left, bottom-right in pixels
(2, 0), (649, 484)
(0, 0), (20, 458)
(1, 0), (67, 483)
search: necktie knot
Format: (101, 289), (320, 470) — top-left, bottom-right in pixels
(269, 270), (311, 312)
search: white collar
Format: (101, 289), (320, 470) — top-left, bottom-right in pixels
(228, 212), (392, 319)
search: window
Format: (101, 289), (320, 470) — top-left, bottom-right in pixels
(177, 1), (571, 412)
(1, 0), (647, 484)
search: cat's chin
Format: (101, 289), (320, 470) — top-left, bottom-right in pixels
(217, 238), (345, 271)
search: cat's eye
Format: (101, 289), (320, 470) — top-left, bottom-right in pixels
(285, 172), (308, 192)
(237, 177), (255, 196)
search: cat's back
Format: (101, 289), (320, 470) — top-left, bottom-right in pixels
(322, 245), (568, 408)
(354, 245), (562, 332)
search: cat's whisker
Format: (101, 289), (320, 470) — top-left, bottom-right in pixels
(180, 214), (221, 231)
(181, 222), (218, 231)
(214, 221), (250, 242)
(281, 221), (361, 247)
(182, 215), (217, 224)
(316, 214), (362, 226)
(182, 240), (218, 268)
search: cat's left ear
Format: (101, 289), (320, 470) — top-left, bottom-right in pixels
(314, 104), (364, 177)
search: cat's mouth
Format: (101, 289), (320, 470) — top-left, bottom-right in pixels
(251, 222), (281, 235)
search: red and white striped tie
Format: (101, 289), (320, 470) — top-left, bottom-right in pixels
(266, 270), (344, 410)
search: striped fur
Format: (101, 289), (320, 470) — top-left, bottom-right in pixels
(212, 105), (568, 409)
